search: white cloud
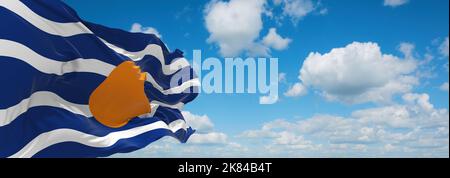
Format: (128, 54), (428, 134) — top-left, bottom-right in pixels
(240, 93), (449, 157)
(114, 111), (250, 157)
(180, 112), (246, 148)
(354, 105), (412, 128)
(273, 131), (315, 149)
(384, 0), (409, 7)
(384, 144), (396, 152)
(204, 0), (295, 57)
(352, 92), (446, 131)
(239, 129), (275, 138)
(399, 42), (415, 59)
(247, 42), (270, 57)
(117, 93), (448, 157)
(114, 135), (248, 157)
(204, 0), (267, 57)
(284, 82), (308, 97)
(299, 42), (418, 104)
(130, 23), (162, 38)
(279, 72), (287, 83)
(273, 0), (283, 5)
(440, 82), (449, 92)
(240, 120), (318, 151)
(189, 132), (228, 144)
(180, 111), (233, 145)
(319, 8), (328, 15)
(440, 37), (449, 58)
(263, 28), (292, 50)
(239, 119), (293, 138)
(402, 93), (434, 112)
(182, 111), (214, 133)
(281, 0), (316, 24)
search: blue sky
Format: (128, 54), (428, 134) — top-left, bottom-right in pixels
(64, 0), (449, 157)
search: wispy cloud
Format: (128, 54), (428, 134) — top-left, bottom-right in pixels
(440, 37), (449, 58)
(440, 82), (449, 92)
(284, 82), (308, 97)
(130, 23), (162, 38)
(383, 0), (409, 7)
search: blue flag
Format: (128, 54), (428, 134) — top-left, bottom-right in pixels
(0, 0), (198, 158)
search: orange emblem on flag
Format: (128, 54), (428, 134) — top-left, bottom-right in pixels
(89, 61), (151, 128)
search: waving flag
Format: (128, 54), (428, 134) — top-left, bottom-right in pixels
(0, 0), (199, 157)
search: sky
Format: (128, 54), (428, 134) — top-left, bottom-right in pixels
(64, 0), (449, 157)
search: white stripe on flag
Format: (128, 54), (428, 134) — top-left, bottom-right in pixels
(0, 91), (181, 127)
(0, 0), (191, 76)
(9, 119), (188, 158)
(0, 39), (114, 76)
(0, 91), (91, 127)
(0, 39), (199, 97)
(100, 38), (191, 75)
(0, 0), (92, 37)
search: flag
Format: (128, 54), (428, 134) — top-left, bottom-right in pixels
(0, 0), (199, 158)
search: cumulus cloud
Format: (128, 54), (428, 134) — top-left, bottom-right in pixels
(180, 111), (238, 146)
(284, 82), (308, 97)
(189, 132), (228, 144)
(203, 0), (326, 57)
(119, 94), (448, 157)
(384, 0), (409, 7)
(204, 0), (267, 56)
(440, 82), (449, 92)
(182, 111), (214, 133)
(440, 37), (449, 58)
(204, 0), (294, 57)
(273, 131), (315, 149)
(240, 93), (449, 157)
(398, 42), (415, 59)
(116, 111), (249, 157)
(115, 135), (248, 157)
(114, 117), (233, 157)
(402, 93), (434, 112)
(263, 28), (292, 50)
(299, 42), (418, 104)
(130, 23), (162, 38)
(279, 0), (316, 24)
